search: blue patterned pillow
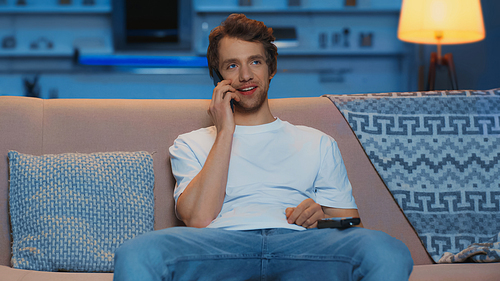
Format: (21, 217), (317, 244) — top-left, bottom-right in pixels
(8, 151), (155, 272)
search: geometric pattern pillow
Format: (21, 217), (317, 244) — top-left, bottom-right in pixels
(327, 88), (500, 262)
(8, 151), (155, 272)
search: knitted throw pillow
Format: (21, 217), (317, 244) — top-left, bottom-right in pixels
(8, 151), (155, 272)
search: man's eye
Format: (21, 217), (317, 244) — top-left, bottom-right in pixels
(228, 64), (236, 69)
(252, 60), (261, 65)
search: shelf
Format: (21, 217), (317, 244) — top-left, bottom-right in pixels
(77, 54), (208, 67)
(278, 51), (405, 57)
(0, 51), (74, 57)
(194, 7), (400, 14)
(0, 6), (111, 14)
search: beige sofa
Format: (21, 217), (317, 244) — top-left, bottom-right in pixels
(0, 96), (498, 280)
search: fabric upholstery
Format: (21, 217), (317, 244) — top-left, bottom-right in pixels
(410, 263), (500, 281)
(0, 97), (44, 266)
(8, 151), (154, 272)
(439, 232), (500, 263)
(327, 88), (500, 262)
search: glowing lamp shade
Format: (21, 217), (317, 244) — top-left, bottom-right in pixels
(398, 0), (485, 45)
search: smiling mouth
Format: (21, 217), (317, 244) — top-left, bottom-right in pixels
(239, 86), (256, 92)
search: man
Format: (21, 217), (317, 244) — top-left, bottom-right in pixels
(114, 14), (413, 280)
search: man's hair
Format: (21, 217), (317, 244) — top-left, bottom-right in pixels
(207, 14), (278, 79)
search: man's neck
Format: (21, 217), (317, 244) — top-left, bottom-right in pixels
(233, 102), (275, 126)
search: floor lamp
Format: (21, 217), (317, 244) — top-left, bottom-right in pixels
(397, 0), (485, 91)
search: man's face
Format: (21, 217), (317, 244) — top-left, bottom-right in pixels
(218, 37), (275, 113)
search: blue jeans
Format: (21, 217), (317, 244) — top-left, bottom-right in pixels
(113, 227), (413, 281)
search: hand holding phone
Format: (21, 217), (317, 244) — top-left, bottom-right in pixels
(211, 68), (234, 113)
(317, 217), (361, 229)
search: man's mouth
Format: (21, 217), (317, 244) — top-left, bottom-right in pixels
(238, 86), (257, 95)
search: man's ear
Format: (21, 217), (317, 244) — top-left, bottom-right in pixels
(269, 70), (276, 81)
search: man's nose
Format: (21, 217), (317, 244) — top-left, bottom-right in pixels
(239, 65), (253, 82)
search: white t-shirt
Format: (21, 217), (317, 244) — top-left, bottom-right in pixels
(169, 118), (357, 231)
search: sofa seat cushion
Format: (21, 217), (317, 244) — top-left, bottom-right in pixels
(8, 151), (155, 272)
(410, 263), (500, 281)
(0, 265), (112, 281)
(327, 88), (500, 262)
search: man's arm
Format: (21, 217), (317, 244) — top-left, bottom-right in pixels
(176, 80), (240, 228)
(285, 199), (363, 229)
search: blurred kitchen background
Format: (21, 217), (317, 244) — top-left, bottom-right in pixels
(0, 0), (498, 99)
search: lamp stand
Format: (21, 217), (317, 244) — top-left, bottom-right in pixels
(427, 43), (458, 91)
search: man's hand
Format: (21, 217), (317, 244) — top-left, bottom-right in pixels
(208, 79), (240, 133)
(286, 199), (364, 229)
(285, 198), (325, 229)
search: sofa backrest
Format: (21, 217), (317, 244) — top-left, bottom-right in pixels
(0, 96), (432, 267)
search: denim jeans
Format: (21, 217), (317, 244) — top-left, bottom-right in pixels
(113, 227), (413, 281)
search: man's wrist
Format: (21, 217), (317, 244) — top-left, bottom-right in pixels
(216, 126), (235, 139)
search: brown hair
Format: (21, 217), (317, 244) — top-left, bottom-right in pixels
(207, 14), (278, 79)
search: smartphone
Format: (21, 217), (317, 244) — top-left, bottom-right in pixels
(317, 217), (361, 229)
(211, 68), (234, 113)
